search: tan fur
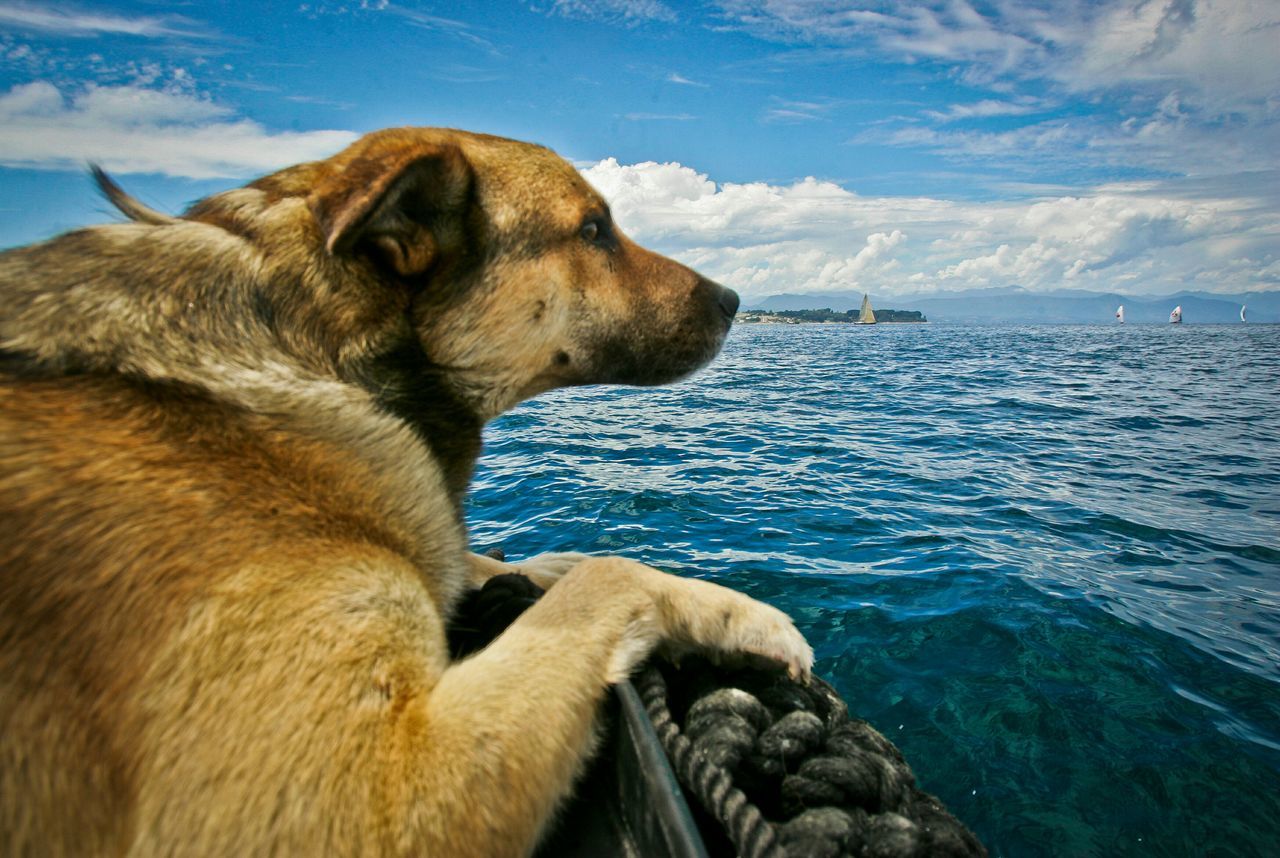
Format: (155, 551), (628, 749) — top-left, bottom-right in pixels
(0, 127), (811, 856)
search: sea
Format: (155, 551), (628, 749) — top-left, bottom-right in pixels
(467, 322), (1280, 858)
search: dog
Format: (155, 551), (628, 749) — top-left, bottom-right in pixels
(0, 127), (812, 856)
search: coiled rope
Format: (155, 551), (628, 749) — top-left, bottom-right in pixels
(449, 568), (986, 858)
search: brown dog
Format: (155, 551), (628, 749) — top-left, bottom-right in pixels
(0, 128), (812, 856)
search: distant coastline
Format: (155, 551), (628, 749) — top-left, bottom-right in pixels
(746, 287), (1276, 324)
(740, 308), (927, 324)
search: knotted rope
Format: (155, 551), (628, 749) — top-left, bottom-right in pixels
(636, 657), (985, 857)
(448, 568), (985, 857)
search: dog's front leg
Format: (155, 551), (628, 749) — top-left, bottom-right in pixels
(403, 555), (811, 856)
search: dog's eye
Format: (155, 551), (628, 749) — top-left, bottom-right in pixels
(579, 215), (616, 249)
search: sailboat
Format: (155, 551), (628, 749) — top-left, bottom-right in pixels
(1241, 304), (1247, 323)
(1169, 305), (1182, 324)
(1115, 305), (1124, 324)
(856, 293), (877, 325)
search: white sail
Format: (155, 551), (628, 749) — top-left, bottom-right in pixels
(1116, 305), (1124, 324)
(1169, 305), (1182, 324)
(1241, 304), (1247, 323)
(857, 293), (877, 324)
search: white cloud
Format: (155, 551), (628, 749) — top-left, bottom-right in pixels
(583, 157), (929, 247)
(547, 0), (677, 25)
(924, 98), (1044, 122)
(717, 0), (1046, 76)
(763, 109), (818, 123)
(860, 97), (1277, 178)
(0, 2), (204, 38)
(1066, 0), (1280, 112)
(762, 97), (843, 124)
(580, 156), (1277, 299)
(873, 120), (1078, 160)
(622, 112), (696, 121)
(0, 82), (357, 179)
(300, 3), (500, 53)
(666, 72), (708, 87)
(718, 1), (1279, 111)
(718, 1), (1280, 176)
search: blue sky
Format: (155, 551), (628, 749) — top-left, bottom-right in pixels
(1, 0), (1276, 300)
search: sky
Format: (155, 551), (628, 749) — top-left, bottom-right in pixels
(0, 0), (1277, 302)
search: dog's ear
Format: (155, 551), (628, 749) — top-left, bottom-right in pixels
(309, 143), (472, 278)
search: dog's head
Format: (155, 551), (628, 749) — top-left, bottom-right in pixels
(239, 128), (738, 421)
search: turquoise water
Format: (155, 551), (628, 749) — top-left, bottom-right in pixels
(468, 323), (1280, 857)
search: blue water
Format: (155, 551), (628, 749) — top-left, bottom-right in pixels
(467, 323), (1280, 857)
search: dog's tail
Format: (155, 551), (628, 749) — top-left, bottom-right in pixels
(90, 164), (180, 226)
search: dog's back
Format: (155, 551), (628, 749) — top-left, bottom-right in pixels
(0, 216), (454, 852)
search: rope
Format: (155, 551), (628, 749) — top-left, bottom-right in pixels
(637, 664), (784, 858)
(634, 655), (986, 857)
(448, 569), (986, 858)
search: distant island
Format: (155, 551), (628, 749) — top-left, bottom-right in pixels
(740, 308), (927, 324)
(747, 286), (1278, 324)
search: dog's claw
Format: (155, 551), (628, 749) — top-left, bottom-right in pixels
(789, 656), (814, 684)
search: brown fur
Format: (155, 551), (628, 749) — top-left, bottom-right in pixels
(0, 127), (811, 856)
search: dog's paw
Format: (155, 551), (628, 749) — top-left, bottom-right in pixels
(662, 581), (814, 682)
(718, 599), (814, 682)
(512, 552), (592, 590)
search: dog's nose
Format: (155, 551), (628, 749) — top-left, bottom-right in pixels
(716, 286), (740, 319)
(695, 276), (739, 321)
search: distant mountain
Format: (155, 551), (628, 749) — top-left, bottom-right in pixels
(753, 292), (867, 312)
(747, 287), (1277, 324)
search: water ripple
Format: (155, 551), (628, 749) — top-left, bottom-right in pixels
(470, 323), (1280, 856)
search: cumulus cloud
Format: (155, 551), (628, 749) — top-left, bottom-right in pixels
(580, 156), (1276, 299)
(0, 81), (357, 179)
(583, 157), (931, 246)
